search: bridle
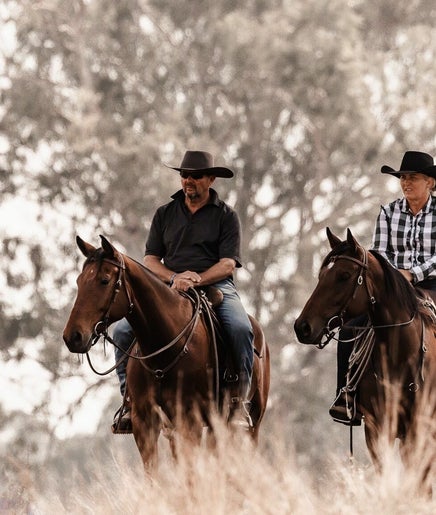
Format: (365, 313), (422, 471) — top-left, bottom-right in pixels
(318, 247), (415, 349)
(83, 254), (134, 374)
(318, 248), (373, 348)
(92, 254), (134, 339)
(86, 255), (209, 383)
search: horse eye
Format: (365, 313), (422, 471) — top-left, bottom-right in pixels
(338, 271), (351, 282)
(101, 277), (110, 285)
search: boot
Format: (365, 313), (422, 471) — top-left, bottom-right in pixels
(111, 404), (133, 434)
(227, 373), (253, 431)
(329, 389), (362, 426)
(228, 397), (253, 431)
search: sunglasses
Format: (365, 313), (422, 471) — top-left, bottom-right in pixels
(180, 171), (205, 180)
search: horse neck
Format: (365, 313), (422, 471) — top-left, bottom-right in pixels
(365, 255), (405, 327)
(366, 260), (422, 374)
(123, 257), (192, 345)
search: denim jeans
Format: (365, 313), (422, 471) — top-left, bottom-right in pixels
(113, 317), (135, 396)
(213, 278), (254, 395)
(113, 277), (254, 398)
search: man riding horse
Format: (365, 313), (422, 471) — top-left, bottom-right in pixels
(113, 150), (254, 432)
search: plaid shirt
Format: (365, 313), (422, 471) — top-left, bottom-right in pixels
(371, 195), (436, 283)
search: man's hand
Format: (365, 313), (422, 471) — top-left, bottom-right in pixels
(171, 271), (202, 291)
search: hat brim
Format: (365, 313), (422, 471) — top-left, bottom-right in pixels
(164, 164), (234, 178)
(381, 165), (436, 179)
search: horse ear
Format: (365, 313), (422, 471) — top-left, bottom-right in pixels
(326, 227), (342, 249)
(346, 228), (359, 251)
(76, 235), (96, 257)
(99, 235), (116, 259)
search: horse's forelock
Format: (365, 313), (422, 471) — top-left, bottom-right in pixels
(322, 240), (352, 267)
(82, 247), (107, 269)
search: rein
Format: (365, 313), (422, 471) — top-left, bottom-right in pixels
(91, 255), (134, 340)
(325, 247), (429, 392)
(85, 256), (216, 390)
(134, 288), (203, 379)
(318, 250), (415, 348)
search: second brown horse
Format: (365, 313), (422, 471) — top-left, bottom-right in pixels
(294, 228), (436, 487)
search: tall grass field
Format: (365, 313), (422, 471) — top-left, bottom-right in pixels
(5, 402), (436, 515)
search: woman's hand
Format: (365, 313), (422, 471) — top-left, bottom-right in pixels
(398, 269), (413, 283)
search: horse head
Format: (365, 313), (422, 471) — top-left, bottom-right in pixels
(294, 228), (370, 346)
(63, 235), (133, 353)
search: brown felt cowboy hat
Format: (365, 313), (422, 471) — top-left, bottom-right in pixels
(164, 150), (234, 178)
(381, 151), (436, 179)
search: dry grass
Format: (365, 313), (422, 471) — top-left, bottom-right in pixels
(10, 408), (434, 515)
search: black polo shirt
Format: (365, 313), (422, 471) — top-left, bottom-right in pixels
(144, 189), (242, 273)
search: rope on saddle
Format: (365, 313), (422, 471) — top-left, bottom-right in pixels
(183, 288), (221, 406)
(345, 324), (375, 393)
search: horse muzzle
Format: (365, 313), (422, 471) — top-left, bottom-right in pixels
(294, 314), (343, 347)
(294, 317), (323, 345)
(63, 328), (93, 354)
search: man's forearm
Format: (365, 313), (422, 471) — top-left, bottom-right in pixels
(143, 255), (174, 283)
(198, 258), (236, 286)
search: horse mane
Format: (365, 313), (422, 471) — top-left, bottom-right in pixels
(369, 249), (419, 315)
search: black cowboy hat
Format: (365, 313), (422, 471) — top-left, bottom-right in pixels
(381, 151), (436, 179)
(164, 150), (234, 178)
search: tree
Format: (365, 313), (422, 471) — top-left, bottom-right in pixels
(2, 0), (436, 471)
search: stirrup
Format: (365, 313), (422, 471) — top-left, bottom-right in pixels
(228, 398), (253, 431)
(111, 404), (133, 434)
(329, 389), (362, 426)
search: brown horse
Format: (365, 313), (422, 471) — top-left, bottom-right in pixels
(294, 228), (436, 477)
(63, 235), (270, 468)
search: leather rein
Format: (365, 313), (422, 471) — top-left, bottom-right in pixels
(318, 248), (415, 349)
(85, 256), (205, 380)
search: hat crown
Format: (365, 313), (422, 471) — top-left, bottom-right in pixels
(180, 151), (214, 170)
(381, 150), (436, 179)
(164, 150), (234, 178)
(400, 151), (434, 172)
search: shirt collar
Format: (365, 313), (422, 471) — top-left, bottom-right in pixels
(400, 195), (433, 215)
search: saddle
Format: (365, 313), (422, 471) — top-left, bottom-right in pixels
(194, 287), (240, 386)
(202, 285), (224, 308)
(415, 287), (436, 324)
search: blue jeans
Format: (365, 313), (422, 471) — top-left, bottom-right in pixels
(113, 317), (135, 396)
(113, 278), (254, 398)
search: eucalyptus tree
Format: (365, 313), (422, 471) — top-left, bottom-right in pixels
(2, 0), (436, 469)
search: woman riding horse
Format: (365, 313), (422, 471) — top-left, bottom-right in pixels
(331, 151), (436, 424)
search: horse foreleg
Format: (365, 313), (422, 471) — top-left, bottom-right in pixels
(364, 422), (383, 472)
(248, 381), (268, 445)
(131, 409), (160, 472)
(399, 426), (435, 496)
